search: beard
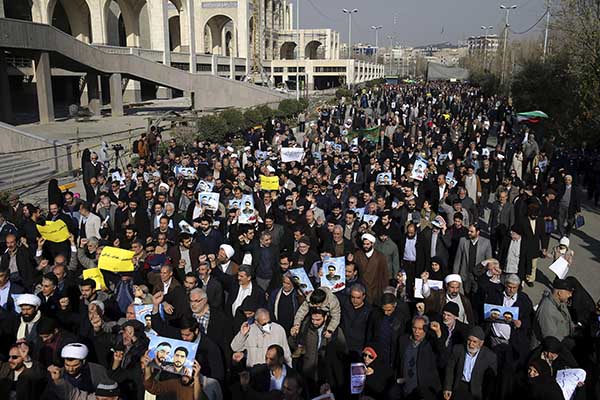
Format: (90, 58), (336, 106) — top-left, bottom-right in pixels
(22, 313), (36, 322)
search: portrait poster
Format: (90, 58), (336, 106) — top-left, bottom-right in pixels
(198, 192), (220, 212)
(376, 172), (392, 186)
(320, 257), (346, 293)
(362, 214), (379, 228)
(148, 335), (198, 377)
(483, 303), (520, 324)
(287, 269), (314, 297)
(411, 157), (428, 181)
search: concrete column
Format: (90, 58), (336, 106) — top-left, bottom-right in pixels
(123, 80), (142, 103)
(299, 31), (305, 60)
(149, 0), (172, 98)
(211, 54), (218, 75)
(0, 0), (5, 18)
(288, 3), (293, 29)
(187, 0), (196, 73)
(0, 53), (13, 123)
(88, 0), (108, 44)
(86, 73), (101, 116)
(34, 52), (55, 124)
(325, 30), (332, 60)
(230, 56), (236, 79)
(237, 0), (249, 59)
(109, 73), (124, 117)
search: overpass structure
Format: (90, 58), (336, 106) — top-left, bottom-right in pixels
(0, 18), (290, 123)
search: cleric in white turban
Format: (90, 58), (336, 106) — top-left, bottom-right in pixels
(422, 273), (474, 324)
(60, 342), (113, 392)
(15, 293), (42, 340)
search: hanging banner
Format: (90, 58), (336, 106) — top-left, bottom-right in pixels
(280, 147), (305, 163)
(98, 246), (135, 272)
(37, 220), (70, 243)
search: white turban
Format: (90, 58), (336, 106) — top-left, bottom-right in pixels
(220, 244), (235, 260)
(61, 343), (89, 360)
(444, 274), (462, 285)
(16, 294), (41, 308)
(361, 233), (376, 244)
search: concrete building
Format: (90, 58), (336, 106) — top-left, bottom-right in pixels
(0, 0), (383, 124)
(467, 34), (499, 56)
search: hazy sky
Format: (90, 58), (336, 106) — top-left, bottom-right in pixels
(298, 0), (549, 47)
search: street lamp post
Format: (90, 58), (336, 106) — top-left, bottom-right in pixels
(500, 4), (517, 85)
(387, 35), (394, 75)
(371, 25), (383, 62)
(342, 8), (359, 59)
(480, 25), (493, 70)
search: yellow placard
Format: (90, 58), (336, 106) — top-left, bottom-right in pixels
(83, 268), (107, 290)
(58, 182), (76, 191)
(260, 175), (279, 191)
(36, 220), (70, 243)
(98, 246), (135, 272)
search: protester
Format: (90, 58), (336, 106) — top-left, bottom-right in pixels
(0, 81), (597, 400)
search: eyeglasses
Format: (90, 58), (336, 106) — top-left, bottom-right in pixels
(362, 353), (374, 359)
(8, 355), (20, 360)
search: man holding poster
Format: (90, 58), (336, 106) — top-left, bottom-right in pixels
(411, 158), (428, 181)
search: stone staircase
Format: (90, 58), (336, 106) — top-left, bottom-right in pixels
(0, 153), (55, 192)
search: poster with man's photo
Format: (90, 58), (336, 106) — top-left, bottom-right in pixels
(376, 172), (392, 186)
(198, 192), (220, 212)
(483, 303), (520, 324)
(196, 180), (214, 193)
(411, 158), (428, 181)
(362, 214), (379, 229)
(287, 269), (314, 297)
(148, 335), (198, 377)
(320, 257), (346, 293)
(229, 195), (255, 211)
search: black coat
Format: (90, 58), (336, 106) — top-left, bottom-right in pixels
(0, 247), (39, 290)
(395, 335), (442, 394)
(340, 298), (372, 354)
(444, 345), (497, 399)
(366, 304), (411, 367)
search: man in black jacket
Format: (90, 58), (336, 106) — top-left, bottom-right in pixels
(444, 326), (497, 400)
(394, 315), (442, 399)
(340, 283), (372, 360)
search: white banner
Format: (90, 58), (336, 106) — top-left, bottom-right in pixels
(280, 147), (305, 163)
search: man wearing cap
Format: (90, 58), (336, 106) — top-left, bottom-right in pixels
(439, 302), (470, 351)
(423, 274), (475, 324)
(354, 233), (390, 305)
(533, 279), (575, 346)
(443, 326), (497, 400)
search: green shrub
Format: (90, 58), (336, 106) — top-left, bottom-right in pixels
(197, 114), (227, 142)
(278, 99), (305, 117)
(335, 88), (352, 100)
(244, 108), (265, 127)
(256, 105), (276, 120)
(220, 108), (246, 134)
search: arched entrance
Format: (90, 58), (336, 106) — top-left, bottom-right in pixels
(169, 15), (181, 51)
(48, 0), (91, 42)
(280, 41), (297, 60)
(204, 15), (235, 56)
(305, 40), (323, 60)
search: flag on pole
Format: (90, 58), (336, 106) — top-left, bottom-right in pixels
(517, 110), (549, 123)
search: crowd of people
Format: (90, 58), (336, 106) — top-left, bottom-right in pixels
(0, 81), (599, 400)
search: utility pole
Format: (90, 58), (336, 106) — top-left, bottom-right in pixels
(296, 0), (300, 99)
(481, 25), (493, 71)
(371, 25), (383, 62)
(542, 0), (551, 61)
(500, 4), (517, 85)
(387, 35), (394, 75)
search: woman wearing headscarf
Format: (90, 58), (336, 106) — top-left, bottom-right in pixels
(362, 346), (393, 398)
(526, 358), (564, 400)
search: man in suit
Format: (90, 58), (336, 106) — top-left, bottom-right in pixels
(484, 274), (534, 400)
(443, 326), (497, 400)
(489, 190), (515, 257)
(1, 234), (39, 291)
(0, 267), (25, 312)
(77, 202), (101, 243)
(198, 262), (224, 310)
(453, 224), (492, 294)
(557, 174), (581, 238)
(421, 217), (452, 268)
(520, 203), (548, 286)
(244, 344), (300, 393)
(397, 223), (428, 300)
(423, 274), (476, 325)
(213, 264), (266, 320)
(152, 265), (188, 323)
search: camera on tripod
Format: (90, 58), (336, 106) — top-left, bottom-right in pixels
(112, 144), (124, 152)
